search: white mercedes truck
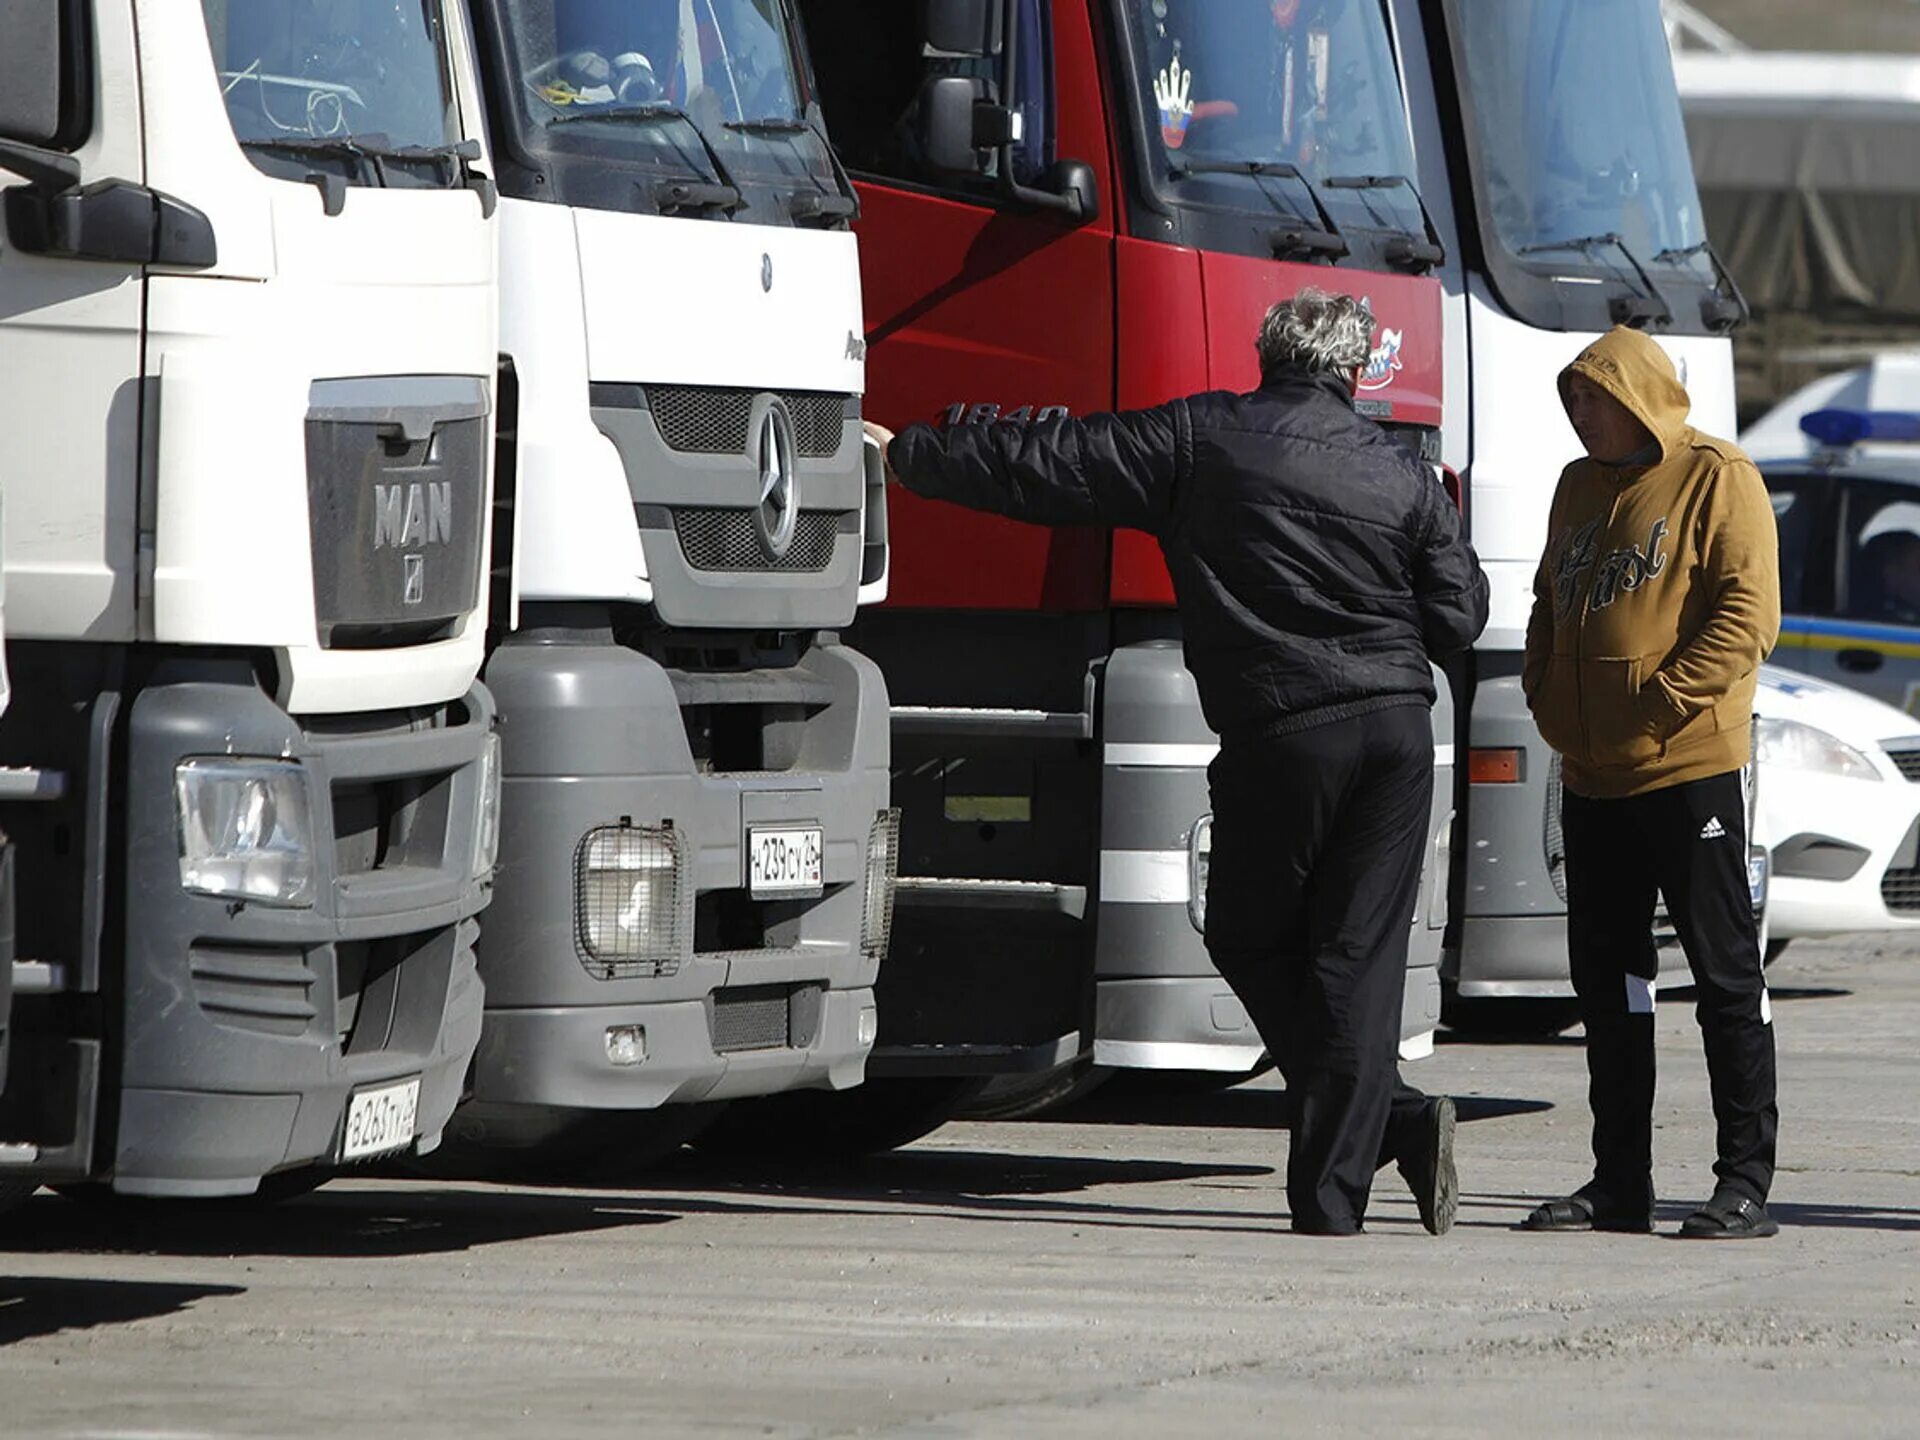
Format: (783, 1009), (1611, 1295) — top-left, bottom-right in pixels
(0, 0), (502, 1198)
(449, 0), (893, 1159)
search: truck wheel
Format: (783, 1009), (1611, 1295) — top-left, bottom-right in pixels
(691, 1077), (989, 1159)
(957, 1059), (1111, 1120)
(1441, 988), (1581, 1038)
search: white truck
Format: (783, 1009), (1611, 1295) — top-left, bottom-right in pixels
(443, 0), (894, 1162)
(0, 0), (502, 1199)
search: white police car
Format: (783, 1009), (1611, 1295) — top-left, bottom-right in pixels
(1752, 665), (1920, 944)
(1745, 390), (1920, 719)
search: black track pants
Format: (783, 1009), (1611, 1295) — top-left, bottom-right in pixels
(1562, 770), (1777, 1210)
(1204, 703), (1435, 1232)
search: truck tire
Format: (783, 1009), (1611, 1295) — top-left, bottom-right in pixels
(957, 1059), (1111, 1120)
(690, 1077), (989, 1159)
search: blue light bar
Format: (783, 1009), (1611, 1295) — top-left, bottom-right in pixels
(1800, 408), (1920, 447)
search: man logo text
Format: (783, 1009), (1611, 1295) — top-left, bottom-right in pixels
(373, 482), (454, 550)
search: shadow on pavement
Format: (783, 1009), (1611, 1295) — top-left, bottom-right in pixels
(1003, 1085), (1551, 1130)
(0, 1185), (676, 1260)
(1762, 1200), (1920, 1233)
(661, 1147), (1271, 1198)
(0, 1275), (244, 1345)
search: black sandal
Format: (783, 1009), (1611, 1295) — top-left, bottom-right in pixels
(1678, 1190), (1778, 1239)
(1520, 1190), (1653, 1234)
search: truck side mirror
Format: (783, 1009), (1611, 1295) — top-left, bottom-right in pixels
(920, 75), (989, 177)
(1040, 160), (1100, 224)
(0, 0), (63, 147)
(923, 0), (1003, 58)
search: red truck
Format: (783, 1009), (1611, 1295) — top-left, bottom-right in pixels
(777, 0), (1457, 1137)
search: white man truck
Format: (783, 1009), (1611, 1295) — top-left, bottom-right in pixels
(449, 0), (893, 1156)
(0, 0), (503, 1198)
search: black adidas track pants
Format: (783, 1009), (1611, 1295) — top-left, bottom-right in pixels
(1562, 769), (1778, 1211)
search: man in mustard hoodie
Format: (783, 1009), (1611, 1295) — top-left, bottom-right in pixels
(1520, 326), (1781, 1239)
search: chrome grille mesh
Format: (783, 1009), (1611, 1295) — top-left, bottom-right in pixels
(1884, 745), (1920, 782)
(672, 508), (841, 573)
(1543, 756), (1568, 902)
(644, 385), (846, 457)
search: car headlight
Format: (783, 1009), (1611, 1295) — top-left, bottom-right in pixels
(860, 808), (901, 965)
(472, 732), (502, 880)
(1187, 814), (1212, 934)
(175, 758), (317, 907)
(1753, 717), (1882, 782)
(575, 824), (682, 976)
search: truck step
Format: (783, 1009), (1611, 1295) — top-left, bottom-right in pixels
(893, 877), (1088, 920)
(0, 766), (67, 801)
(891, 706), (1092, 741)
(11, 961), (67, 995)
(0, 1143), (40, 1166)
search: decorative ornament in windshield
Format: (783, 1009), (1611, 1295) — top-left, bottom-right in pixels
(1155, 55), (1195, 149)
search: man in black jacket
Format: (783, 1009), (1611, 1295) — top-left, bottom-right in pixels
(868, 289), (1489, 1236)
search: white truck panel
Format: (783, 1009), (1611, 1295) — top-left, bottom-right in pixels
(499, 198), (653, 607)
(575, 210), (863, 394)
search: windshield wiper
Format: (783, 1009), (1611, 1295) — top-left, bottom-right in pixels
(1652, 238), (1750, 332)
(1324, 174), (1446, 273)
(723, 116), (808, 135)
(1167, 159), (1347, 260)
(726, 111), (861, 225)
(549, 103), (743, 212)
(1516, 231), (1672, 325)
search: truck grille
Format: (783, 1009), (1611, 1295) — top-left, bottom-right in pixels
(672, 507), (843, 572)
(645, 385), (846, 457)
(305, 376), (489, 649)
(710, 982), (825, 1053)
(190, 945), (319, 1038)
(1884, 744), (1920, 782)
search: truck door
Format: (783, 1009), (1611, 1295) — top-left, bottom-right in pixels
(799, 0), (1118, 610)
(0, 5), (147, 642)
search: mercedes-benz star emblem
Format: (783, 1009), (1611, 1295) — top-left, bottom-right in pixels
(761, 252), (773, 293)
(754, 398), (798, 559)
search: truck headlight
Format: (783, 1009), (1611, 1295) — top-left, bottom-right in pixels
(1754, 718), (1881, 782)
(575, 825), (682, 976)
(1187, 814), (1212, 934)
(860, 808), (901, 964)
(175, 758), (317, 907)
(472, 732), (502, 880)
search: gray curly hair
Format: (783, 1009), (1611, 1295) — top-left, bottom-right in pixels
(1255, 288), (1376, 382)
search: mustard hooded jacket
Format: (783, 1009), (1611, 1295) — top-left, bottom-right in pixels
(1522, 327), (1780, 800)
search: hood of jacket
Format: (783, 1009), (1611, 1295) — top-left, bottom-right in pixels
(1558, 325), (1693, 467)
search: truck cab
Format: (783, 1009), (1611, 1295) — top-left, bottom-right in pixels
(800, 0), (1455, 1110)
(1391, 0), (1753, 1013)
(0, 0), (502, 1197)
(451, 0), (894, 1153)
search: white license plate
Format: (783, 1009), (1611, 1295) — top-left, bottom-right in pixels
(748, 826), (824, 897)
(341, 1077), (420, 1162)
(1749, 851), (1769, 910)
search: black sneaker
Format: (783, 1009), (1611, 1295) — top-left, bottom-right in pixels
(1398, 1095), (1458, 1236)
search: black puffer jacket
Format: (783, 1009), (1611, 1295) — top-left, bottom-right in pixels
(888, 370), (1489, 740)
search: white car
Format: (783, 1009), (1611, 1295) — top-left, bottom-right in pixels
(1753, 665), (1920, 943)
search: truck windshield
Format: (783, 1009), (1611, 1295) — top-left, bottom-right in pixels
(1443, 0), (1717, 309)
(1122, 0), (1421, 237)
(487, 0), (840, 216)
(200, 0), (466, 188)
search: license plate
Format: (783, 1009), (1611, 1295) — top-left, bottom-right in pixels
(341, 1077), (420, 1162)
(1748, 850), (1769, 910)
(748, 826), (824, 898)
